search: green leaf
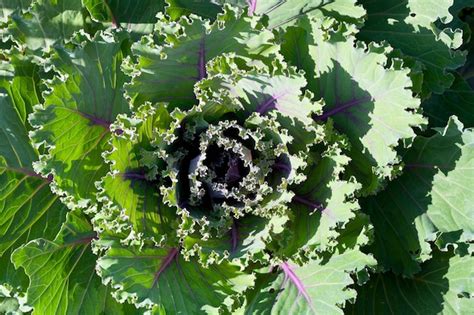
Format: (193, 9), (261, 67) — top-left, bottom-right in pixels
(126, 6), (278, 109)
(213, 0), (366, 29)
(83, 0), (166, 38)
(307, 20), (425, 191)
(0, 69), (68, 309)
(358, 0), (466, 95)
(8, 0), (86, 53)
(227, 70), (318, 124)
(0, 92), (68, 257)
(423, 73), (474, 128)
(346, 248), (474, 314)
(166, 0), (222, 21)
(97, 245), (254, 313)
(12, 210), (133, 315)
(279, 25), (316, 92)
(98, 104), (177, 241)
(0, 49), (43, 125)
(0, 0), (32, 23)
(363, 117), (474, 275)
(183, 214), (288, 265)
(244, 214), (375, 314)
(281, 143), (360, 256)
(244, 248), (376, 314)
(29, 31), (130, 209)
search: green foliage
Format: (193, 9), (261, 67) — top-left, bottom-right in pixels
(0, 1), (472, 314)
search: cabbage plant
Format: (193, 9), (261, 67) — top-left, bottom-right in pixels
(0, 1), (473, 314)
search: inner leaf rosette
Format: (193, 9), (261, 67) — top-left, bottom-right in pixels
(93, 8), (364, 312)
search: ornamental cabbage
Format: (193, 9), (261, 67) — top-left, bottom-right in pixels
(0, 1), (472, 314)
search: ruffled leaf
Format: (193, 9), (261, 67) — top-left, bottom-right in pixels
(98, 104), (177, 243)
(423, 73), (474, 128)
(29, 31), (131, 209)
(363, 117), (474, 275)
(347, 248), (474, 314)
(83, 0), (166, 38)
(97, 244), (254, 313)
(0, 92), (67, 259)
(244, 247), (375, 314)
(166, 0), (222, 21)
(281, 142), (360, 256)
(307, 19), (425, 191)
(0, 0), (32, 23)
(8, 0), (87, 53)
(126, 6), (278, 109)
(358, 0), (466, 96)
(12, 210), (133, 315)
(213, 0), (366, 29)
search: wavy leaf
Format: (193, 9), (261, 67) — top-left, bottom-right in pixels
(83, 0), (166, 38)
(12, 210), (134, 315)
(244, 248), (375, 314)
(126, 6), (277, 109)
(30, 31), (130, 209)
(347, 248), (474, 314)
(363, 117), (474, 275)
(307, 19), (425, 191)
(8, 0), (86, 53)
(213, 0), (365, 29)
(97, 244), (254, 312)
(358, 0), (466, 96)
(423, 73), (474, 128)
(0, 0), (32, 23)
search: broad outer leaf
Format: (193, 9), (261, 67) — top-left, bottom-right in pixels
(8, 0), (86, 53)
(244, 214), (375, 314)
(308, 20), (424, 190)
(0, 92), (67, 304)
(0, 93), (65, 257)
(213, 0), (365, 29)
(363, 117), (474, 275)
(358, 0), (465, 95)
(30, 32), (130, 209)
(126, 7), (277, 109)
(12, 210), (133, 315)
(97, 245), (254, 313)
(244, 248), (376, 314)
(346, 248), (474, 315)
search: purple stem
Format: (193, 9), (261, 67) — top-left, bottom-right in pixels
(315, 96), (371, 121)
(122, 171), (147, 181)
(153, 248), (179, 287)
(104, 0), (119, 28)
(3, 167), (52, 182)
(231, 220), (239, 253)
(247, 0), (257, 15)
(292, 195), (324, 211)
(79, 111), (112, 129)
(256, 92), (288, 115)
(280, 262), (312, 305)
(272, 162), (291, 174)
(67, 233), (98, 247)
(197, 36), (207, 80)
